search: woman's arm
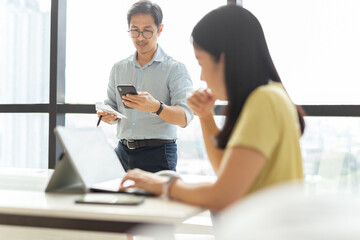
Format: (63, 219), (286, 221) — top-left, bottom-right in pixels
(198, 113), (224, 174)
(170, 146), (265, 211)
(121, 146), (266, 212)
(186, 88), (224, 174)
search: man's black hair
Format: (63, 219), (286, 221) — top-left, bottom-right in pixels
(127, 0), (163, 28)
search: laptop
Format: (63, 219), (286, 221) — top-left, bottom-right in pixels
(45, 126), (153, 196)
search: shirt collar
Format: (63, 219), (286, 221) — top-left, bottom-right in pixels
(132, 45), (165, 68)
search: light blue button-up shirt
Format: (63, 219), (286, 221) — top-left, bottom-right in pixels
(105, 45), (194, 140)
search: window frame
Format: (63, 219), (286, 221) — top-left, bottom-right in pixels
(1, 0), (360, 168)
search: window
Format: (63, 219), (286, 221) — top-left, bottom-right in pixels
(0, 0), (50, 104)
(244, 0), (360, 187)
(302, 117), (360, 193)
(1, 0), (359, 184)
(244, 0), (360, 105)
(0, 0), (51, 168)
(0, 113), (48, 168)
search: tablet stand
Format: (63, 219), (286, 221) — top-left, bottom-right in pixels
(45, 153), (87, 193)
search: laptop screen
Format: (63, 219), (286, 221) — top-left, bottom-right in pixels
(55, 127), (126, 188)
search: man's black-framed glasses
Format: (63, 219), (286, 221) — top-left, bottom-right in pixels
(128, 30), (154, 39)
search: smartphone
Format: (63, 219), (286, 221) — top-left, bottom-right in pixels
(117, 84), (138, 109)
(75, 194), (145, 206)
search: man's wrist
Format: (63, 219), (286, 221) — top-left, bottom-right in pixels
(152, 101), (164, 116)
(109, 118), (119, 124)
(152, 101), (161, 113)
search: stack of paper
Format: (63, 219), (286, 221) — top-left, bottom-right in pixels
(95, 102), (127, 119)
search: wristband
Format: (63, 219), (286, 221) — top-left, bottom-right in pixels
(161, 175), (179, 200)
(155, 101), (164, 116)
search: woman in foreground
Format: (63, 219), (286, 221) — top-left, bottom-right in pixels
(120, 5), (305, 212)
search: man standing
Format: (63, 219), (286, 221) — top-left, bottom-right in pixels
(98, 0), (193, 173)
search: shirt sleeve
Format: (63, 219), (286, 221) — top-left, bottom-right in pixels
(167, 62), (194, 127)
(227, 91), (280, 159)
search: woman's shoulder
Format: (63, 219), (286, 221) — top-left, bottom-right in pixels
(247, 82), (289, 107)
(252, 81), (284, 96)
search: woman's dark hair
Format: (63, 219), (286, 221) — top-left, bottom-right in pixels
(191, 5), (305, 149)
(127, 0), (163, 28)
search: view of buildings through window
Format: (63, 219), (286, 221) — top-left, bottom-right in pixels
(1, 0), (360, 188)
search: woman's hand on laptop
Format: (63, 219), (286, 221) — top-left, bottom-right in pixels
(120, 169), (168, 195)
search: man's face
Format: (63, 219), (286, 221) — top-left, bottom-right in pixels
(129, 13), (162, 56)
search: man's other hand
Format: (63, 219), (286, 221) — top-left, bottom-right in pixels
(97, 112), (118, 124)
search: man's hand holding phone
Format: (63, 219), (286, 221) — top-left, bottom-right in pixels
(122, 92), (160, 112)
(117, 84), (160, 113)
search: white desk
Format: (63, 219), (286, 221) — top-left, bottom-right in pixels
(0, 168), (204, 238)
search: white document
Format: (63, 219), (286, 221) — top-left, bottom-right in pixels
(95, 102), (127, 119)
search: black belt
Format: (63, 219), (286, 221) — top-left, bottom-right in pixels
(121, 139), (176, 150)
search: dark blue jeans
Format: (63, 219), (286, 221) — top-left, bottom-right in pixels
(114, 141), (177, 173)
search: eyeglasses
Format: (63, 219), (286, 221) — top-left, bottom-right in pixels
(128, 30), (155, 39)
